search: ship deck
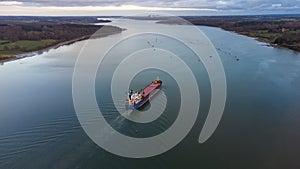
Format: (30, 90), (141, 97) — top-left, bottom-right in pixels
(142, 82), (161, 97)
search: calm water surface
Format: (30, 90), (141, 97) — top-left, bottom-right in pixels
(0, 19), (300, 169)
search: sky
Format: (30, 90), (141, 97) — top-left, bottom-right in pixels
(0, 0), (299, 16)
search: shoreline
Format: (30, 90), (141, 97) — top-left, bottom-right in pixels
(208, 29), (300, 53)
(0, 36), (89, 64)
(0, 28), (124, 65)
(233, 31), (300, 53)
(157, 16), (300, 53)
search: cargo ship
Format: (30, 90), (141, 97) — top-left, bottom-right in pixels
(126, 79), (162, 110)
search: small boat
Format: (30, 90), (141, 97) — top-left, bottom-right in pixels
(126, 79), (162, 110)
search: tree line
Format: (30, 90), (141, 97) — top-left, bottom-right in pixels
(0, 23), (122, 42)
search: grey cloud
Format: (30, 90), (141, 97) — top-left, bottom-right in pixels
(1, 0), (300, 13)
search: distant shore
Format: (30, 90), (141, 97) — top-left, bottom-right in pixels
(0, 35), (89, 64)
(157, 15), (300, 53)
(0, 17), (124, 64)
(0, 28), (123, 64)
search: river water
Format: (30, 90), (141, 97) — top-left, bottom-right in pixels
(0, 19), (300, 169)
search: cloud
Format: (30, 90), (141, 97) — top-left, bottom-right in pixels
(272, 3), (282, 8)
(0, 1), (23, 5)
(0, 0), (299, 15)
(216, 1), (228, 5)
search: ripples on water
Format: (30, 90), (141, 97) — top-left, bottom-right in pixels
(0, 112), (79, 163)
(0, 21), (300, 169)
